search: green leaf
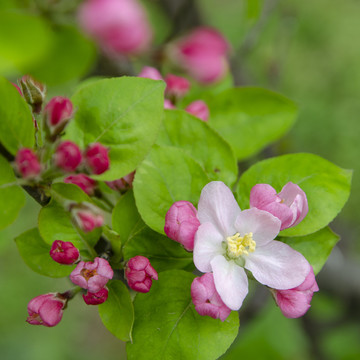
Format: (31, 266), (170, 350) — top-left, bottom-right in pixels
(98, 280), (134, 342)
(279, 227), (339, 275)
(14, 228), (74, 277)
(0, 11), (51, 75)
(127, 270), (239, 360)
(66, 77), (166, 180)
(133, 145), (209, 234)
(157, 110), (237, 186)
(38, 183), (101, 255)
(0, 154), (25, 229)
(204, 87), (298, 160)
(236, 153), (352, 237)
(0, 76), (34, 154)
(29, 25), (96, 86)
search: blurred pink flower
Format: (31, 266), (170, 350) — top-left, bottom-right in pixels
(64, 174), (96, 195)
(185, 100), (209, 122)
(15, 148), (41, 179)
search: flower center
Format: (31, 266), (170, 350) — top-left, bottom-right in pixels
(81, 269), (97, 281)
(226, 232), (256, 258)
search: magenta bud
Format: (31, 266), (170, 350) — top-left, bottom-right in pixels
(49, 240), (80, 265)
(64, 174), (96, 195)
(15, 148), (41, 179)
(106, 171), (135, 192)
(83, 287), (109, 305)
(84, 143), (110, 175)
(164, 201), (200, 251)
(125, 256), (158, 293)
(164, 99), (176, 110)
(44, 96), (73, 137)
(165, 74), (190, 99)
(185, 100), (210, 122)
(26, 293), (67, 327)
(272, 266), (319, 318)
(191, 273), (231, 321)
(54, 141), (82, 172)
(18, 75), (46, 113)
(70, 202), (104, 233)
(250, 182), (309, 231)
(138, 66), (163, 80)
(70, 257), (113, 293)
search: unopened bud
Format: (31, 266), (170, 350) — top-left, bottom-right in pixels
(44, 97), (73, 137)
(54, 141), (82, 172)
(164, 99), (176, 109)
(165, 74), (190, 100)
(185, 100), (209, 122)
(70, 202), (104, 233)
(138, 66), (163, 80)
(84, 143), (110, 175)
(50, 240), (80, 265)
(83, 287), (109, 305)
(15, 148), (41, 179)
(125, 256), (158, 293)
(106, 171), (135, 193)
(64, 174), (96, 195)
(18, 75), (46, 113)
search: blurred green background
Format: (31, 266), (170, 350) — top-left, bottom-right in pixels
(1, 0), (360, 359)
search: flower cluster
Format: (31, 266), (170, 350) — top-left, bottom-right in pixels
(165, 181), (318, 321)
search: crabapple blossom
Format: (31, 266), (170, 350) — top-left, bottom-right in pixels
(44, 96), (73, 136)
(272, 265), (319, 318)
(185, 100), (209, 122)
(138, 66), (163, 80)
(191, 273), (231, 321)
(125, 256), (158, 293)
(64, 174), (96, 195)
(164, 201), (200, 251)
(26, 293), (67, 327)
(49, 240), (80, 265)
(70, 257), (113, 293)
(70, 202), (104, 233)
(250, 182), (308, 231)
(165, 74), (190, 99)
(15, 148), (41, 178)
(106, 171), (135, 192)
(193, 181), (310, 310)
(83, 287), (109, 305)
(84, 143), (110, 175)
(54, 141), (82, 172)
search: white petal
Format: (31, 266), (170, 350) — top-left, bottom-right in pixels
(197, 181), (241, 236)
(234, 208), (281, 246)
(211, 255), (248, 310)
(193, 222), (224, 273)
(245, 241), (310, 290)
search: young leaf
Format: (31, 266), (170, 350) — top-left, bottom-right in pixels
(0, 77), (34, 154)
(66, 77), (166, 180)
(127, 270), (239, 360)
(279, 227), (340, 275)
(237, 153), (352, 237)
(157, 109), (237, 186)
(133, 145), (209, 234)
(204, 87), (298, 160)
(98, 280), (134, 342)
(0, 154), (25, 230)
(15, 228), (74, 277)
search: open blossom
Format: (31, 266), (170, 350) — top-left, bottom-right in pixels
(185, 100), (209, 122)
(193, 181), (310, 310)
(83, 287), (109, 305)
(50, 240), (80, 265)
(272, 266), (319, 318)
(54, 141), (82, 172)
(250, 182), (308, 231)
(84, 143), (110, 175)
(125, 256), (158, 293)
(70, 257), (113, 293)
(15, 148), (41, 178)
(79, 0), (152, 56)
(64, 174), (96, 196)
(26, 293), (67, 327)
(191, 273), (231, 321)
(164, 201), (200, 251)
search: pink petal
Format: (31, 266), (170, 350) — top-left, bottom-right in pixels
(250, 184), (278, 208)
(211, 255), (248, 310)
(234, 208), (281, 246)
(276, 290), (313, 318)
(193, 222), (224, 273)
(197, 181), (241, 236)
(245, 241), (310, 290)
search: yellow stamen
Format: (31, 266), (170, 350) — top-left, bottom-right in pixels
(226, 232), (256, 258)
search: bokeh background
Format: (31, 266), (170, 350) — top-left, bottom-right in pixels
(1, 0), (359, 359)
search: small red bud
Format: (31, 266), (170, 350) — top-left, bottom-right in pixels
(84, 143), (110, 175)
(15, 148), (41, 179)
(64, 174), (96, 195)
(165, 74), (190, 99)
(44, 96), (73, 137)
(49, 240), (80, 265)
(70, 202), (104, 233)
(83, 287), (109, 305)
(54, 141), (82, 172)
(185, 100), (209, 122)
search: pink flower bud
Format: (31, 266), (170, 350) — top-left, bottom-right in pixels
(79, 0), (152, 56)
(164, 99), (176, 110)
(18, 75), (46, 113)
(26, 293), (67, 327)
(191, 273), (231, 321)
(138, 66), (163, 80)
(272, 266), (319, 318)
(70, 203), (104, 233)
(54, 141), (82, 172)
(165, 74), (190, 99)
(164, 201), (200, 251)
(125, 255), (158, 293)
(250, 182), (309, 231)
(70, 257), (113, 293)
(49, 240), (80, 265)
(44, 96), (73, 136)
(185, 100), (210, 122)
(15, 148), (41, 178)
(84, 143), (110, 175)
(64, 174), (96, 196)
(106, 171), (135, 192)
(83, 287), (109, 305)
(170, 27), (229, 84)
